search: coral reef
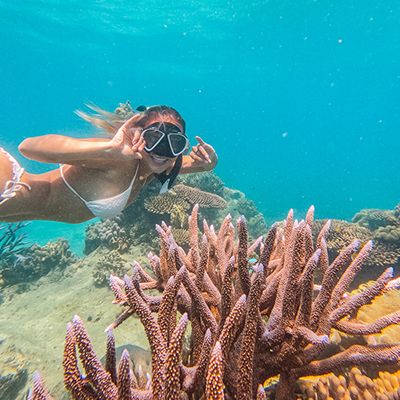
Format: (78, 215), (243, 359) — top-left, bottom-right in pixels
(374, 224), (400, 243)
(144, 191), (191, 215)
(173, 184), (227, 209)
(92, 250), (130, 287)
(354, 283), (400, 345)
(298, 367), (400, 400)
(178, 172), (267, 239)
(352, 208), (399, 231)
(313, 218), (400, 285)
(351, 205), (400, 262)
(178, 171), (225, 197)
(0, 239), (76, 287)
(144, 190), (191, 229)
(29, 206), (400, 399)
(144, 184), (226, 221)
(85, 219), (130, 254)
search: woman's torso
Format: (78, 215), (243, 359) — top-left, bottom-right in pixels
(1, 159), (146, 223)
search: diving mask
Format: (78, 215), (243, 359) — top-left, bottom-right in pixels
(142, 122), (189, 158)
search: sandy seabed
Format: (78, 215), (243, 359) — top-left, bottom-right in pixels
(0, 250), (149, 399)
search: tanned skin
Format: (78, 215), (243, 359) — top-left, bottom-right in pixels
(0, 115), (217, 223)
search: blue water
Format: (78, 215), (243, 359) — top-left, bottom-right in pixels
(1, 1), (399, 251)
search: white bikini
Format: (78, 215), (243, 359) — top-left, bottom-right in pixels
(0, 147), (32, 206)
(59, 163), (139, 219)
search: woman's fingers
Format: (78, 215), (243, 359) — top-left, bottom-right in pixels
(195, 136), (214, 159)
(189, 146), (207, 163)
(195, 136), (206, 145)
(197, 145), (212, 162)
(192, 144), (211, 163)
(195, 136), (213, 150)
(189, 150), (204, 163)
(131, 129), (141, 144)
(132, 135), (145, 154)
(131, 130), (142, 147)
(138, 140), (145, 152)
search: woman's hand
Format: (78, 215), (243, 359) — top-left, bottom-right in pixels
(189, 136), (218, 170)
(109, 116), (145, 160)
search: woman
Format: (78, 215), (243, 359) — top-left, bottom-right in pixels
(0, 105), (218, 223)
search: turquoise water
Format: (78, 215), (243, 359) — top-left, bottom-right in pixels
(0, 1), (399, 252)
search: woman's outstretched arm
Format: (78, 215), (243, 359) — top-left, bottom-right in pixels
(18, 116), (144, 166)
(18, 135), (115, 165)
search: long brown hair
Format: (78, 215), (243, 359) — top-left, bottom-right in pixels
(75, 102), (186, 136)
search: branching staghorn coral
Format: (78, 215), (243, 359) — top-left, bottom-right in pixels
(29, 206), (400, 400)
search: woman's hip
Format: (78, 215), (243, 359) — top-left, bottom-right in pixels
(0, 147), (31, 206)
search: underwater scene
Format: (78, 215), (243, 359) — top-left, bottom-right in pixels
(0, 1), (400, 399)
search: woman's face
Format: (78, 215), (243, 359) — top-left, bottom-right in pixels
(139, 116), (183, 174)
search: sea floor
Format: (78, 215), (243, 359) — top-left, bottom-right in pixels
(0, 249), (149, 399)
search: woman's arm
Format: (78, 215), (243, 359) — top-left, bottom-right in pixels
(18, 135), (116, 165)
(180, 136), (218, 174)
(18, 116), (144, 166)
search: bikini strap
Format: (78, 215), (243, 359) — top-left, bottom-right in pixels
(128, 162), (140, 189)
(59, 164), (88, 203)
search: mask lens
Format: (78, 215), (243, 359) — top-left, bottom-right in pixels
(143, 128), (164, 150)
(168, 134), (188, 155)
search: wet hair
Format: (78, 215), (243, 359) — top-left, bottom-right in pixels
(75, 103), (185, 136)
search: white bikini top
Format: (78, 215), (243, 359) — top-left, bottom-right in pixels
(59, 163), (139, 219)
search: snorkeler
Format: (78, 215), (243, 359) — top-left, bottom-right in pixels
(0, 105), (217, 223)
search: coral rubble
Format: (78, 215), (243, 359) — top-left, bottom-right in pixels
(29, 206), (400, 399)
